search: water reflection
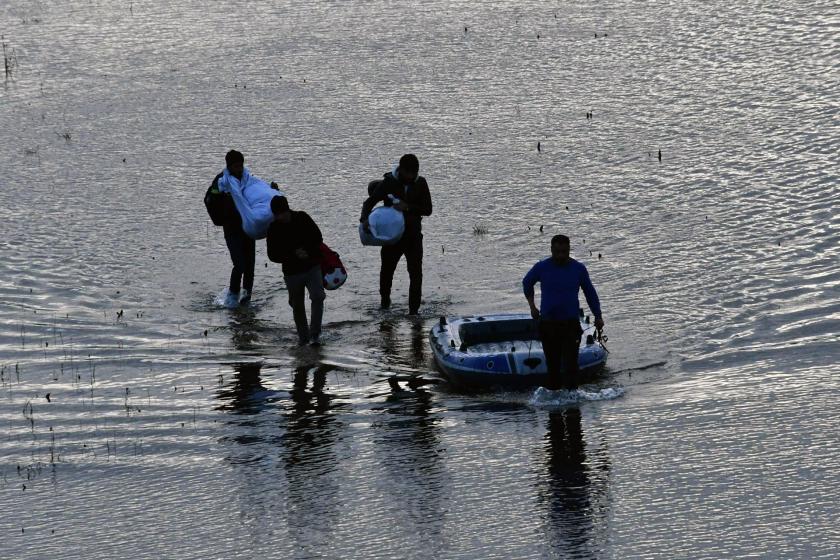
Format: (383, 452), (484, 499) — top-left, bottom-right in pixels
(215, 362), (280, 543)
(215, 358), (349, 553)
(376, 318), (403, 370)
(409, 319), (427, 370)
(375, 317), (430, 373)
(371, 318), (447, 554)
(216, 362), (271, 417)
(227, 308), (266, 352)
(281, 362), (346, 555)
(540, 407), (611, 557)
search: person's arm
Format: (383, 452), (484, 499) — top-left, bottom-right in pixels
(295, 214), (323, 260)
(523, 263), (541, 320)
(266, 223), (289, 263)
(401, 178), (432, 217)
(360, 180), (387, 223)
(304, 214), (323, 258)
(580, 265), (604, 329)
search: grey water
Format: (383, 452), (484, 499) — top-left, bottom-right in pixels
(1, 1), (838, 558)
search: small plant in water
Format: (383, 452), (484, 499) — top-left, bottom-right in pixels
(56, 131), (71, 141)
(472, 224), (488, 236)
(2, 39), (19, 78)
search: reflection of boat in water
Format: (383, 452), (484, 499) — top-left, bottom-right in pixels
(429, 313), (607, 387)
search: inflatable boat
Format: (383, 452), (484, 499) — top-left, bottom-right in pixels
(429, 313), (607, 387)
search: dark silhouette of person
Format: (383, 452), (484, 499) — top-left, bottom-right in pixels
(266, 196), (326, 346)
(360, 154), (433, 315)
(210, 150), (255, 307)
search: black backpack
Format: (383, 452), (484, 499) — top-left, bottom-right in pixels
(367, 179), (383, 196)
(204, 184), (239, 227)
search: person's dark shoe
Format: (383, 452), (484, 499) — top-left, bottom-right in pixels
(297, 336), (310, 346)
(238, 289), (251, 305)
(309, 334), (321, 347)
(380, 295), (391, 309)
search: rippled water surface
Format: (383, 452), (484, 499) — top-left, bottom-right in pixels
(1, 1), (838, 558)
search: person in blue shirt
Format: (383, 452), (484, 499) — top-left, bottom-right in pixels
(523, 235), (605, 389)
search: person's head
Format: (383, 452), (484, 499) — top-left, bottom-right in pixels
(550, 234), (571, 264)
(225, 150), (244, 180)
(397, 153), (419, 184)
(271, 195), (291, 223)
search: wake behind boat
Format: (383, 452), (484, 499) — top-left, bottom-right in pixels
(429, 313), (607, 387)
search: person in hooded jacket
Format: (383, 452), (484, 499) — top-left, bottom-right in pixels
(360, 154), (432, 315)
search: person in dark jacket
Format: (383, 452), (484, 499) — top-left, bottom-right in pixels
(210, 150), (255, 308)
(360, 154), (432, 315)
(523, 235), (605, 390)
(266, 196), (326, 346)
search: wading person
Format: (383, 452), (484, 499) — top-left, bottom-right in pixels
(210, 150), (255, 307)
(266, 196), (326, 346)
(360, 154), (432, 315)
(523, 235), (604, 389)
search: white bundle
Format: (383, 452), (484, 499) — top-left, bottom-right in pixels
(217, 168), (283, 239)
(359, 205), (405, 246)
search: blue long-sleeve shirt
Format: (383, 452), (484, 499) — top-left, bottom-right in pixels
(523, 257), (602, 321)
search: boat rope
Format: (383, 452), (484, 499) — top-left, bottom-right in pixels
(596, 327), (610, 353)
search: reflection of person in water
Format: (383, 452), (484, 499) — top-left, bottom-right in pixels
(287, 364), (333, 423)
(409, 319), (426, 369)
(215, 362), (278, 531)
(226, 310), (274, 352)
(541, 407), (610, 556)
(216, 360), (348, 553)
(216, 362), (268, 416)
(281, 363), (346, 552)
(376, 317), (429, 373)
(371, 318), (447, 556)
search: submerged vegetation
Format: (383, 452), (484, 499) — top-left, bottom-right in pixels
(2, 38), (19, 78)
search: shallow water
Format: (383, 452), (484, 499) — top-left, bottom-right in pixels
(1, 1), (838, 558)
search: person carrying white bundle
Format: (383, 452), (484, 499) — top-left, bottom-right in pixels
(208, 150), (283, 308)
(359, 154), (432, 315)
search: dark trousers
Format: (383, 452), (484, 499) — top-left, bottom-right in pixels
(380, 232), (423, 311)
(539, 319), (583, 389)
(224, 226), (255, 294)
(285, 265), (325, 343)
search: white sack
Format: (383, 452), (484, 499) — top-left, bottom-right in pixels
(359, 206), (405, 246)
(217, 168), (283, 239)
